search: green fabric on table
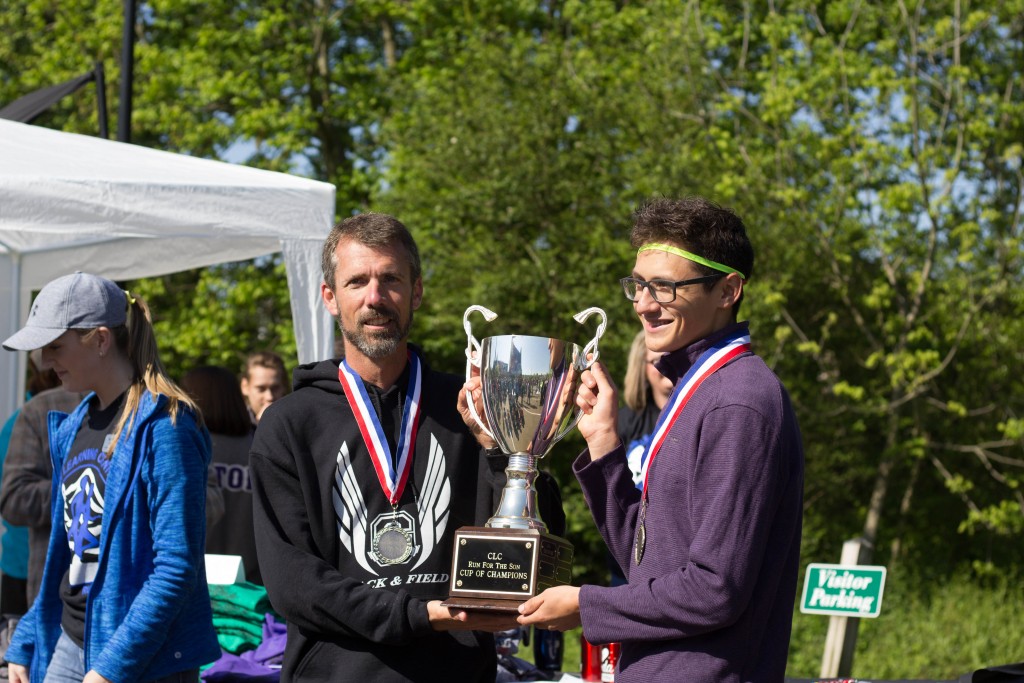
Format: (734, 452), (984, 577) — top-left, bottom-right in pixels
(212, 616), (264, 639)
(208, 581), (280, 654)
(208, 581), (274, 618)
(215, 630), (260, 655)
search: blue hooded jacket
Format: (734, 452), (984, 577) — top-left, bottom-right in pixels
(5, 391), (222, 683)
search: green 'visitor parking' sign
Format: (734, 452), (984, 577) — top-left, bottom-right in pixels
(800, 563), (886, 618)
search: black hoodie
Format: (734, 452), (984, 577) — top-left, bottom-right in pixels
(250, 353), (565, 683)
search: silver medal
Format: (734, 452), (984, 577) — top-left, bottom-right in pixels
(369, 508), (419, 566)
(372, 521), (414, 565)
(634, 499), (647, 565)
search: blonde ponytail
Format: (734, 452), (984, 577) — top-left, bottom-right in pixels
(622, 331), (650, 412)
(99, 294), (200, 455)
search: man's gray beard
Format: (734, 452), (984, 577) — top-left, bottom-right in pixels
(338, 310), (414, 359)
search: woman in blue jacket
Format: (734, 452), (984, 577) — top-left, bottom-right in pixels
(2, 272), (221, 683)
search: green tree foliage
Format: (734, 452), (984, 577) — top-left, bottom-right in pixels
(380, 0), (1024, 582)
(123, 258), (297, 381)
(741, 1), (1024, 574)
(0, 0), (122, 135)
(0, 0), (403, 373)
(4, 0), (1023, 604)
(0, 0), (393, 203)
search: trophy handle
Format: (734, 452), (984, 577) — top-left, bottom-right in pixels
(463, 305), (498, 440)
(573, 306), (608, 366)
(545, 307), (609, 446)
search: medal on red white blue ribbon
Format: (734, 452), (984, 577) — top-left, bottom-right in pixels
(634, 332), (751, 565)
(338, 351), (423, 565)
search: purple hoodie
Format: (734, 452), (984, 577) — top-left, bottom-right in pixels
(574, 322), (804, 683)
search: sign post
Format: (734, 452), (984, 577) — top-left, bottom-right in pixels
(801, 538), (886, 678)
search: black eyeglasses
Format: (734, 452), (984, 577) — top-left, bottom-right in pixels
(619, 274), (725, 303)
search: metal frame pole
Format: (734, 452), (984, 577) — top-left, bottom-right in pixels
(117, 0), (137, 143)
(95, 61), (109, 139)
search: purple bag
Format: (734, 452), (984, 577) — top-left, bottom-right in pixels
(202, 615), (287, 682)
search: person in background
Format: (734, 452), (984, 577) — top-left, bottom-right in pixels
(2, 271), (220, 683)
(0, 354), (66, 616)
(0, 409), (28, 617)
(0, 357), (84, 611)
(239, 351), (288, 426)
(617, 330), (675, 489)
(250, 212), (565, 683)
(182, 365), (261, 584)
(604, 330), (676, 588)
(517, 197), (805, 683)
(2, 379), (222, 612)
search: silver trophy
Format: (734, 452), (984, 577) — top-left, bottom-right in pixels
(443, 304), (607, 612)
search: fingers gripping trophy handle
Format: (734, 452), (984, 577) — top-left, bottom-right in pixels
(574, 307), (608, 366)
(463, 305), (498, 441)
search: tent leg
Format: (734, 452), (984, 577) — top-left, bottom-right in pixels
(2, 253), (26, 423)
(118, 0), (137, 143)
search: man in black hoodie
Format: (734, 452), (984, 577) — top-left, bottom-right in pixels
(250, 212), (565, 683)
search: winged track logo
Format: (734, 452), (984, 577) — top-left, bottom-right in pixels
(333, 433), (451, 575)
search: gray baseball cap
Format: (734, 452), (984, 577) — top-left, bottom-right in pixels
(3, 272), (128, 351)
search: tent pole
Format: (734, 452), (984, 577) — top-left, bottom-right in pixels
(117, 0), (137, 143)
(5, 253), (26, 419)
(95, 61), (109, 140)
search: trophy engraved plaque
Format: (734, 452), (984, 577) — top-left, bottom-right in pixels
(442, 305), (607, 612)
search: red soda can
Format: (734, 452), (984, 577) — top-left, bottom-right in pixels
(581, 635), (621, 681)
(600, 642), (620, 682)
(580, 634), (602, 682)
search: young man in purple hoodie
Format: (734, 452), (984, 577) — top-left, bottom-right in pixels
(517, 197), (805, 683)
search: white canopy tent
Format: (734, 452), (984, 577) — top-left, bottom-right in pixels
(0, 119), (337, 422)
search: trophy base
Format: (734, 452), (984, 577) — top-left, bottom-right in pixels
(440, 596), (524, 614)
(443, 526), (573, 613)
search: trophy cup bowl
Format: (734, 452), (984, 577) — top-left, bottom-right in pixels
(442, 305), (607, 613)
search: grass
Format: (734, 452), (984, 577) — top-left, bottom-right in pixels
(786, 569), (1024, 678)
(514, 571), (1024, 679)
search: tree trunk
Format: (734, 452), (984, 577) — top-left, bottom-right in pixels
(381, 17), (396, 68)
(861, 411), (900, 562)
(890, 458), (920, 562)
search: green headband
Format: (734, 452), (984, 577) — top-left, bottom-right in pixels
(638, 243), (747, 280)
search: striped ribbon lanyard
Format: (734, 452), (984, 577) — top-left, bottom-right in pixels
(337, 351), (423, 507)
(634, 332), (751, 565)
